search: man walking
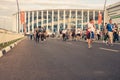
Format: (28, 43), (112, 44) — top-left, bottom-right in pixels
(106, 19), (114, 46)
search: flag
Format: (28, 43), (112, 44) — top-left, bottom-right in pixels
(20, 11), (25, 24)
(98, 11), (102, 24)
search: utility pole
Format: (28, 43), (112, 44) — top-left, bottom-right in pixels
(103, 0), (107, 26)
(16, 0), (20, 33)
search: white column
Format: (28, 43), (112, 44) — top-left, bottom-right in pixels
(69, 10), (71, 29)
(57, 10), (60, 34)
(46, 10), (48, 31)
(41, 11), (43, 27)
(32, 11), (34, 32)
(18, 13), (20, 33)
(81, 10), (83, 30)
(93, 10), (96, 29)
(52, 10), (54, 33)
(63, 10), (66, 29)
(24, 12), (26, 33)
(28, 11), (30, 33)
(37, 11), (39, 28)
(87, 10), (89, 23)
(76, 10), (78, 33)
(98, 10), (101, 30)
(93, 11), (95, 20)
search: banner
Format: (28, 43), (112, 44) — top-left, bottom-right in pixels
(20, 11), (25, 24)
(98, 11), (102, 24)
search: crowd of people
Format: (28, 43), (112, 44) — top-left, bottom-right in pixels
(28, 19), (120, 48)
(29, 27), (47, 43)
(60, 18), (120, 48)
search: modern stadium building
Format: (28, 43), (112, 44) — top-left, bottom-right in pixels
(106, 2), (120, 30)
(12, 9), (104, 33)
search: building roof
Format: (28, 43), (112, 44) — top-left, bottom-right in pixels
(107, 1), (120, 10)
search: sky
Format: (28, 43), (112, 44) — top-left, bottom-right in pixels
(0, 0), (120, 30)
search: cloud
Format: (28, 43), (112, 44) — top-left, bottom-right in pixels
(0, 6), (9, 10)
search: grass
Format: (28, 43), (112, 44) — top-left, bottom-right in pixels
(0, 38), (23, 50)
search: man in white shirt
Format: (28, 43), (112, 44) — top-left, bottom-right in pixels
(87, 18), (95, 48)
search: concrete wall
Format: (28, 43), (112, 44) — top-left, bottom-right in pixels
(0, 29), (24, 44)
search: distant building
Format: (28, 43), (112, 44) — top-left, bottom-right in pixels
(106, 2), (120, 30)
(13, 9), (104, 33)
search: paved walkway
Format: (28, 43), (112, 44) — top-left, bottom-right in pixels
(0, 38), (120, 80)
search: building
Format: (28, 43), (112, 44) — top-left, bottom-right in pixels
(106, 2), (120, 30)
(13, 9), (104, 33)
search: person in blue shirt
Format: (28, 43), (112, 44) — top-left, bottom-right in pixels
(106, 19), (114, 46)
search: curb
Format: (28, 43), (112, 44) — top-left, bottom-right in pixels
(0, 38), (25, 58)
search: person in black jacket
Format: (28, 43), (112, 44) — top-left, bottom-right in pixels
(36, 30), (40, 43)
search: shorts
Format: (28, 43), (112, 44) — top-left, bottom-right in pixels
(87, 32), (90, 39)
(90, 31), (94, 39)
(77, 34), (80, 36)
(87, 31), (94, 39)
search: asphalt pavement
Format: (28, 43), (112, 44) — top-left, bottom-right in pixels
(0, 38), (120, 80)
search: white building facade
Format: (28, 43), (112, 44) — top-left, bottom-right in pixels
(13, 9), (104, 33)
(106, 2), (120, 30)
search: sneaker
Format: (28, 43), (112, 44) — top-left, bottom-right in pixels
(103, 40), (105, 43)
(106, 41), (109, 45)
(88, 45), (92, 48)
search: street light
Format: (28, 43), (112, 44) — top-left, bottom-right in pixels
(16, 0), (20, 33)
(103, 0), (107, 26)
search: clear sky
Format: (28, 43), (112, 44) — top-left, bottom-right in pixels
(0, 0), (120, 30)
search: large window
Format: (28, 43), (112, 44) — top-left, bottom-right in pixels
(60, 10), (64, 20)
(30, 12), (32, 22)
(89, 11), (93, 20)
(71, 11), (75, 19)
(95, 11), (98, 21)
(83, 11), (87, 23)
(54, 11), (58, 21)
(65, 10), (69, 19)
(38, 11), (41, 19)
(48, 11), (52, 23)
(43, 11), (47, 24)
(26, 12), (28, 24)
(77, 11), (81, 19)
(34, 12), (37, 20)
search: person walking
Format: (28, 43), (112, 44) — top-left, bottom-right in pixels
(113, 23), (119, 42)
(106, 19), (114, 46)
(96, 29), (101, 40)
(35, 30), (40, 43)
(30, 31), (33, 40)
(76, 28), (81, 41)
(62, 29), (67, 41)
(103, 23), (109, 43)
(86, 18), (95, 48)
(71, 29), (76, 41)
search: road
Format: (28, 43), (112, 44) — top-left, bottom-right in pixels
(0, 38), (120, 80)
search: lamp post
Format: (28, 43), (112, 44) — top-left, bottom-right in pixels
(16, 0), (20, 33)
(103, 0), (107, 26)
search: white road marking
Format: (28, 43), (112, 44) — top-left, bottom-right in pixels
(99, 47), (119, 53)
